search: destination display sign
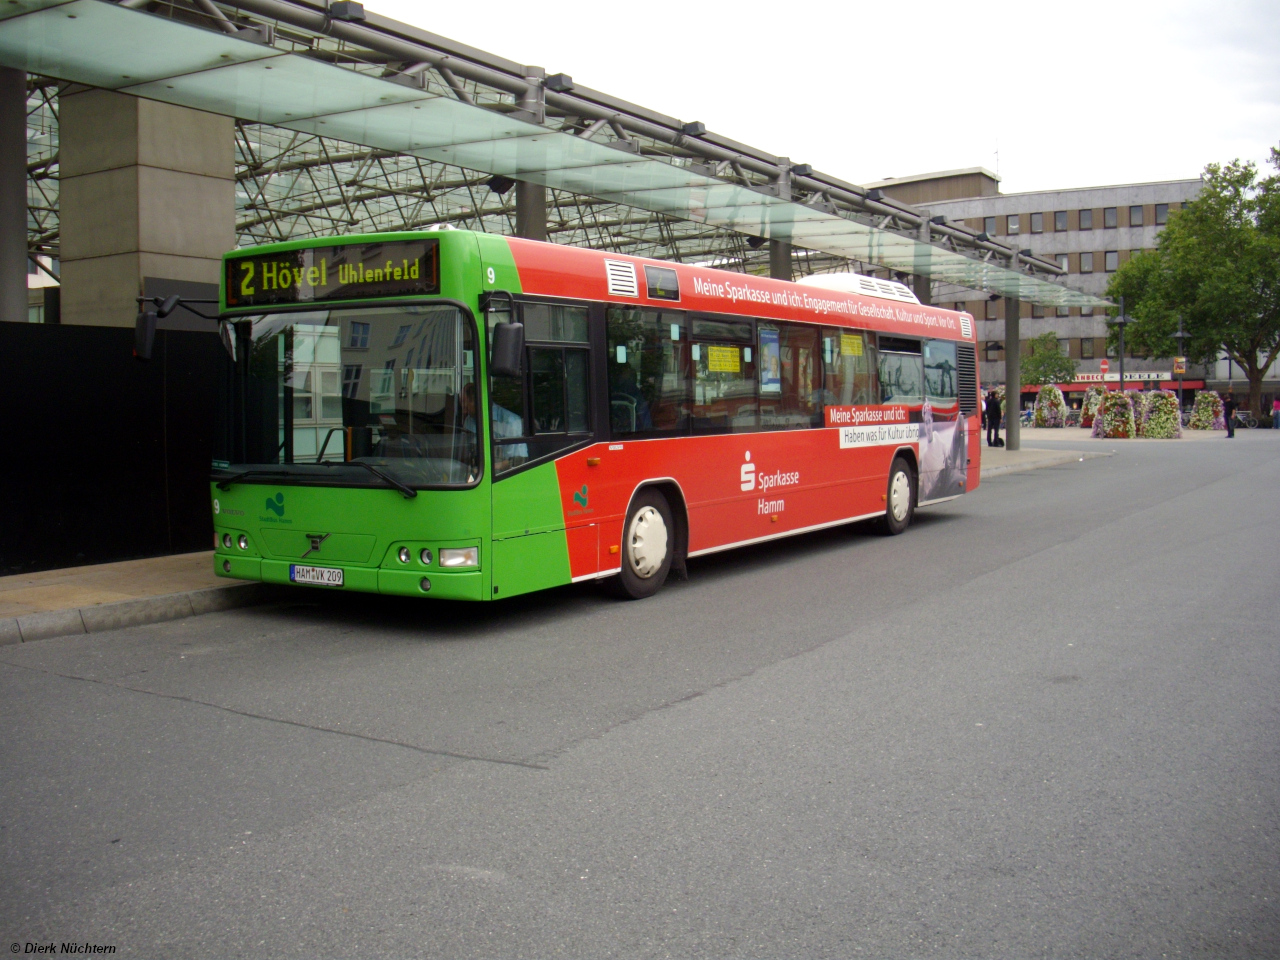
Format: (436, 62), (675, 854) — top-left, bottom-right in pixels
(224, 239), (440, 309)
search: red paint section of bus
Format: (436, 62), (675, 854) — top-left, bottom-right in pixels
(512, 235), (981, 580)
(966, 415), (983, 491)
(505, 238), (976, 344)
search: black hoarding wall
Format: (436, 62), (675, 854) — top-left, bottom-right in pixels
(0, 322), (228, 574)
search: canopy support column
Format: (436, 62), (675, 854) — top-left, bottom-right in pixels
(769, 240), (792, 281)
(515, 180), (547, 241)
(0, 68), (25, 325)
(1004, 295), (1021, 451)
(58, 89), (233, 327)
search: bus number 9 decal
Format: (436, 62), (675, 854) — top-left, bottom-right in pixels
(487, 267), (496, 284)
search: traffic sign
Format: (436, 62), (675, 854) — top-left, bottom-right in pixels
(1100, 359), (1110, 375)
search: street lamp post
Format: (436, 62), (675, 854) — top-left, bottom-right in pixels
(1173, 319), (1187, 413)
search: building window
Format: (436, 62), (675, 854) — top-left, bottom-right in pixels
(1130, 205), (1144, 227)
(1081, 338), (1094, 359)
(1055, 211), (1068, 232)
(1007, 214), (1020, 235)
(985, 299), (1000, 320)
(1105, 250), (1119, 272)
(1032, 303), (1045, 319)
(1155, 203), (1169, 225)
(1056, 253), (1069, 271)
(985, 341), (1002, 362)
(1082, 305), (1094, 317)
(390, 324), (411, 347)
(1104, 207), (1117, 229)
(341, 363), (362, 399)
(1057, 306), (1070, 317)
(1080, 252), (1094, 273)
(1057, 338), (1071, 356)
(1106, 340), (1117, 359)
(1079, 209), (1093, 230)
(348, 321), (370, 348)
(983, 216), (996, 236)
(1030, 212), (1044, 234)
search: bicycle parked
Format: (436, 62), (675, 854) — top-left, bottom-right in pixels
(1232, 409), (1258, 429)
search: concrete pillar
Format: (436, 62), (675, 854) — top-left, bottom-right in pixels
(1004, 295), (1021, 451)
(769, 239), (792, 281)
(0, 68), (26, 325)
(912, 220), (932, 306)
(514, 180), (547, 241)
(58, 89), (234, 328)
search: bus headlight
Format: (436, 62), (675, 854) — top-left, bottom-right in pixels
(419, 548), (433, 566)
(221, 533), (232, 549)
(398, 546), (411, 564)
(438, 547), (478, 568)
(238, 534), (249, 550)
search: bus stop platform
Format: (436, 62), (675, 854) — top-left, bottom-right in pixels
(0, 444), (1105, 645)
(0, 552), (267, 645)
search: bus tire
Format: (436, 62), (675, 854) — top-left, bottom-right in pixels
(610, 488), (674, 600)
(879, 456), (916, 536)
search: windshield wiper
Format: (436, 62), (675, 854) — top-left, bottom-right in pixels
(215, 468), (293, 491)
(215, 463), (417, 499)
(314, 460), (418, 499)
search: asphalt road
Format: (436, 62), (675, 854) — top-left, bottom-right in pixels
(3, 432), (1278, 958)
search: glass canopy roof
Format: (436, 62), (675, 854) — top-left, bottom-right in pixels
(2, 0), (1109, 306)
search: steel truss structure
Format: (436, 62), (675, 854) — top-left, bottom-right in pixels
(21, 0), (1097, 301)
(25, 77), (893, 280)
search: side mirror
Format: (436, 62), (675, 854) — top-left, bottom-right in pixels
(134, 309), (157, 361)
(490, 322), (524, 378)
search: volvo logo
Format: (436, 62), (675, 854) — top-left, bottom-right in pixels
(300, 532), (331, 558)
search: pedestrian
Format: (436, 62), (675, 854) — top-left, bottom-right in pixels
(1223, 391), (1237, 438)
(1272, 395), (1280, 429)
(984, 390), (1002, 447)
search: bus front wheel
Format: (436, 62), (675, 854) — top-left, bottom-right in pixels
(879, 456), (916, 536)
(611, 489), (674, 599)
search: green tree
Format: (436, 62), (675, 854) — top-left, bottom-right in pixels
(1020, 331), (1078, 386)
(1107, 151), (1280, 412)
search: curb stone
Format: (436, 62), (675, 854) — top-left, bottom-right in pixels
(2, 582), (272, 645)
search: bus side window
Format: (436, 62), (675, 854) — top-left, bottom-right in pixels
(877, 336), (924, 405)
(821, 329), (876, 406)
(924, 339), (958, 406)
(759, 321), (820, 431)
(606, 306), (690, 437)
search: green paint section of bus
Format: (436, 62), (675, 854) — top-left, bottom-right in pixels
(212, 229), (583, 602)
(490, 460), (573, 599)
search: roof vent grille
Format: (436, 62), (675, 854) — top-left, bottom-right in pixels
(605, 260), (639, 297)
(959, 315), (973, 339)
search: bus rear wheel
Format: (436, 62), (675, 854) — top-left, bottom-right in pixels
(610, 488), (674, 600)
(879, 456), (916, 535)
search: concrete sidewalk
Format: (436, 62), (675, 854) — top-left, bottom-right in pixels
(0, 443), (1117, 645)
(0, 552), (268, 645)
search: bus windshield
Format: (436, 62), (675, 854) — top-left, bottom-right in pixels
(230, 303), (480, 487)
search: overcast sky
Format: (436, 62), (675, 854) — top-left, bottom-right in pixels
(371, 0), (1278, 195)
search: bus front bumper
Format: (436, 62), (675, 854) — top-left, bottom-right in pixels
(215, 556), (486, 601)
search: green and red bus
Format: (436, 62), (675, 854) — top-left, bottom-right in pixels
(211, 230), (980, 600)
